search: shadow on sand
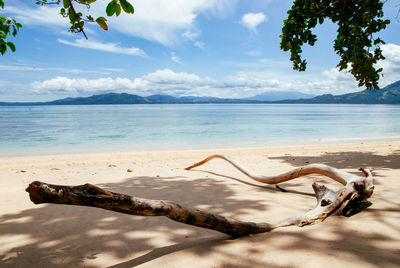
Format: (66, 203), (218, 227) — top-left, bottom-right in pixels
(1, 149), (399, 267)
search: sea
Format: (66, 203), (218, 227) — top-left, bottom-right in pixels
(1, 104), (400, 154)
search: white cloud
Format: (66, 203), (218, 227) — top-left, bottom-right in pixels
(241, 12), (266, 32)
(18, 45), (400, 99)
(182, 30), (200, 40)
(141, 69), (204, 86)
(31, 76), (135, 95)
(0, 65), (47, 72)
(378, 43), (400, 86)
(91, 0), (237, 46)
(57, 38), (147, 57)
(28, 69), (289, 98)
(7, 0), (237, 47)
(317, 43), (400, 90)
(6, 4), (67, 28)
(170, 52), (183, 64)
(0, 64), (120, 75)
(194, 41), (205, 49)
(182, 30), (205, 49)
(381, 43), (400, 62)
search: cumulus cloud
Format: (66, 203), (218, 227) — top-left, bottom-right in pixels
(57, 39), (147, 57)
(20, 45), (400, 99)
(28, 69), (290, 98)
(31, 77), (135, 95)
(241, 12), (266, 32)
(317, 43), (400, 90)
(378, 43), (400, 86)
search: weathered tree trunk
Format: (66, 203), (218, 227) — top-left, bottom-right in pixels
(26, 155), (374, 237)
(26, 181), (272, 237)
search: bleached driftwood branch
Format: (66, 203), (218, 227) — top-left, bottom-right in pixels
(25, 154), (374, 237)
(185, 154), (374, 227)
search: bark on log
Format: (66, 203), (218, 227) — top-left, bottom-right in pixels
(25, 155), (374, 237)
(26, 181), (272, 237)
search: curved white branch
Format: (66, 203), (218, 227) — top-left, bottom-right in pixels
(186, 154), (375, 227)
(185, 154), (360, 185)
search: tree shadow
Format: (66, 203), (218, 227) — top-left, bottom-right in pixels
(0, 175), (272, 267)
(269, 150), (400, 171)
(192, 169), (315, 197)
(1, 148), (399, 267)
(155, 149), (399, 267)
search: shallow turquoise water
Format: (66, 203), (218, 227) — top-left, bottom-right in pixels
(1, 104), (399, 154)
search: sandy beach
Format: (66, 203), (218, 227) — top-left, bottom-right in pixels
(0, 140), (399, 267)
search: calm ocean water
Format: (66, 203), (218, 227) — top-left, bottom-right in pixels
(1, 104), (399, 154)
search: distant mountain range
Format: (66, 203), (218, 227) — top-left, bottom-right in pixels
(1, 80), (399, 105)
(282, 80), (400, 104)
(244, 90), (316, 101)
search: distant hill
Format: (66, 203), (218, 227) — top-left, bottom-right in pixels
(1, 80), (399, 105)
(245, 90), (315, 101)
(146, 94), (246, 103)
(0, 93), (250, 106)
(282, 80), (400, 104)
(48, 93), (151, 105)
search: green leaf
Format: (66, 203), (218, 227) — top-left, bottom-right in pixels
(95, 17), (108, 30)
(115, 3), (121, 16)
(12, 25), (17, 36)
(6, 42), (15, 52)
(78, 0), (96, 3)
(63, 0), (70, 9)
(106, 0), (117, 16)
(0, 41), (7, 55)
(120, 0), (134, 14)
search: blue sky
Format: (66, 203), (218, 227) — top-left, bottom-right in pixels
(1, 0), (400, 102)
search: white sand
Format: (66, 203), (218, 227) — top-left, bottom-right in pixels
(1, 140), (399, 267)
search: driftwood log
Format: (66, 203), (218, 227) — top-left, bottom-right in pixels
(26, 154), (374, 237)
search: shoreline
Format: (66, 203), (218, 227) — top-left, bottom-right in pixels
(1, 135), (400, 158)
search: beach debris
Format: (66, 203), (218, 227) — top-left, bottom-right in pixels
(26, 181), (271, 237)
(127, 169), (133, 172)
(25, 155), (374, 237)
(108, 164), (117, 167)
(185, 154), (374, 227)
(17, 170), (26, 173)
